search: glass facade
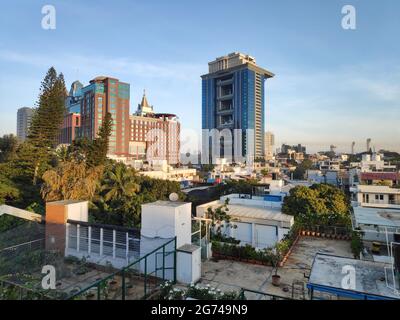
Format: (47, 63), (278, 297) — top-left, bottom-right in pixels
(63, 77), (130, 156)
(202, 66), (265, 159)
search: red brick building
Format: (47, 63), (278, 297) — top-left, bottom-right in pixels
(129, 92), (180, 164)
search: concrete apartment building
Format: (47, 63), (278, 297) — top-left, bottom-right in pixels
(129, 92), (180, 165)
(201, 52), (274, 163)
(16, 107), (33, 141)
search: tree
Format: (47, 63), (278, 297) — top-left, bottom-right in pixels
(68, 137), (95, 164)
(292, 159), (313, 180)
(100, 162), (140, 202)
(41, 160), (103, 201)
(205, 198), (236, 238)
(27, 67), (67, 184)
(282, 184), (351, 226)
(92, 112), (113, 166)
(0, 134), (18, 163)
(91, 163), (141, 227)
(67, 113), (112, 167)
(0, 174), (20, 205)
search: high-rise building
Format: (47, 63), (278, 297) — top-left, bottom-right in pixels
(201, 52), (274, 163)
(16, 107), (33, 142)
(129, 91), (180, 164)
(264, 131), (275, 160)
(62, 77), (130, 156)
(60, 81), (83, 145)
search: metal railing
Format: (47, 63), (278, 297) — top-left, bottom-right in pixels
(66, 221), (140, 264)
(362, 199), (400, 206)
(67, 237), (177, 300)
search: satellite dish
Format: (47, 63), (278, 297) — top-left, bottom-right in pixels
(169, 193), (179, 202)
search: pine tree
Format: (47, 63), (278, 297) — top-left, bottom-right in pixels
(27, 67), (67, 184)
(93, 112), (113, 166)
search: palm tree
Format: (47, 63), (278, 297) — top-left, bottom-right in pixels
(41, 160), (103, 201)
(101, 163), (140, 202)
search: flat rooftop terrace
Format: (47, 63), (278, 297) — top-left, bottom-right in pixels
(353, 206), (400, 228)
(308, 253), (399, 300)
(197, 201), (293, 227)
(199, 237), (353, 300)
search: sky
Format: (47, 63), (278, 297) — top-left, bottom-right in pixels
(0, 0), (399, 154)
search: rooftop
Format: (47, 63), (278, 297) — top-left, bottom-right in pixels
(199, 237), (354, 300)
(356, 185), (400, 194)
(46, 200), (88, 206)
(353, 206), (400, 228)
(142, 200), (190, 208)
(197, 200), (293, 227)
(203, 52), (274, 78)
(308, 253), (399, 299)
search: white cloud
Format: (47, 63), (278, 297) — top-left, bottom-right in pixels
(0, 49), (204, 81)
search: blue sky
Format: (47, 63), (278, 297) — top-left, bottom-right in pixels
(0, 0), (399, 153)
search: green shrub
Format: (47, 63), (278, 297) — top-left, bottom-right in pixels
(351, 231), (363, 259)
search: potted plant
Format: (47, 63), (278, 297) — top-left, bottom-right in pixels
(109, 279), (119, 292)
(268, 246), (282, 287)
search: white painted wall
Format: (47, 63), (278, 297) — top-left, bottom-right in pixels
(254, 224), (277, 249)
(228, 221), (289, 249)
(67, 201), (88, 222)
(177, 248), (201, 284)
(141, 202), (192, 247)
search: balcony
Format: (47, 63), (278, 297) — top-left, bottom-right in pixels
(217, 120), (234, 128)
(217, 100), (233, 115)
(217, 84), (234, 100)
(218, 92), (233, 100)
(217, 78), (233, 86)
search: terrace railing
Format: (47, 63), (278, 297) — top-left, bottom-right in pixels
(67, 237), (177, 300)
(66, 220), (140, 264)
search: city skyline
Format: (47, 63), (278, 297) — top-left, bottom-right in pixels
(1, 0), (400, 153)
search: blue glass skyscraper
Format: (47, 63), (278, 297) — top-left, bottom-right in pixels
(201, 52), (274, 163)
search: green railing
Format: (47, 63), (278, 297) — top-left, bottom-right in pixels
(238, 288), (291, 301)
(67, 237), (177, 300)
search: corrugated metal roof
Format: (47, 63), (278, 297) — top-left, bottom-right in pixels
(197, 201), (294, 226)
